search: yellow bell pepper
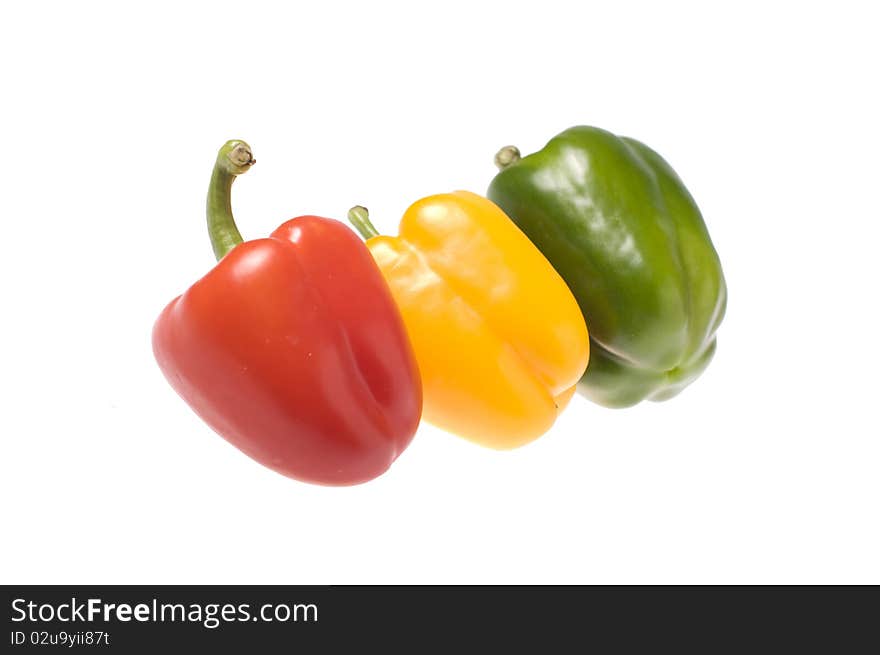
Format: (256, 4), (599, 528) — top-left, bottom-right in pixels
(348, 191), (589, 449)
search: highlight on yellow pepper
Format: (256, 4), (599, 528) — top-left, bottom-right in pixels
(348, 191), (589, 449)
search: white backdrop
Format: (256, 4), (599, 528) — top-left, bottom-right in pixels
(1, 1), (878, 584)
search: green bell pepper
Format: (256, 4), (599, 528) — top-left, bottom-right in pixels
(488, 126), (727, 408)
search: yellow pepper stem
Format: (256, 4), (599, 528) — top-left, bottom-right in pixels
(347, 205), (380, 240)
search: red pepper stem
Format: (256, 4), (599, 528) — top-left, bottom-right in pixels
(494, 145), (522, 171)
(347, 206), (380, 240)
(207, 140), (255, 261)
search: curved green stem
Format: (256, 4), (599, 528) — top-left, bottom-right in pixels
(207, 140), (255, 261)
(494, 145), (521, 171)
(347, 205), (380, 240)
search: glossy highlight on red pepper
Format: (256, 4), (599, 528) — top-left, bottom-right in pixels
(152, 140), (422, 485)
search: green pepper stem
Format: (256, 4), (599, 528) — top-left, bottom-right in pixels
(207, 140), (255, 261)
(347, 205), (380, 240)
(494, 145), (521, 170)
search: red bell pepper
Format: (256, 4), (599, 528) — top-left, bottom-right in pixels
(153, 140), (422, 485)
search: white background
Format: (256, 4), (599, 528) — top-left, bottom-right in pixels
(2, 1), (878, 584)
